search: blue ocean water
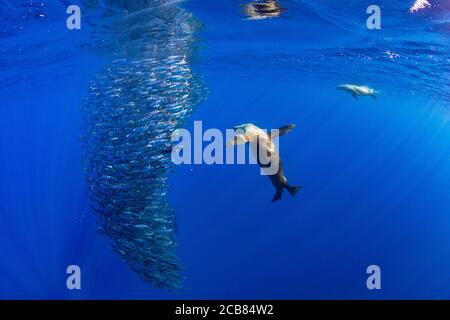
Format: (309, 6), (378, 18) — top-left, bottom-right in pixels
(0, 0), (449, 299)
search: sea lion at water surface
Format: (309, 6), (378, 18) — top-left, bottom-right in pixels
(243, 0), (286, 20)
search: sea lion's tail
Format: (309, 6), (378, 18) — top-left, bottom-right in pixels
(271, 185), (301, 203)
(271, 189), (283, 203)
(286, 184), (301, 196)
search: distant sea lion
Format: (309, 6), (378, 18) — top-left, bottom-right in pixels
(337, 84), (377, 100)
(228, 123), (301, 203)
(243, 0), (286, 20)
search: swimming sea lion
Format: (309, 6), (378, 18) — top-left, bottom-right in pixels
(228, 123), (301, 202)
(337, 84), (377, 100)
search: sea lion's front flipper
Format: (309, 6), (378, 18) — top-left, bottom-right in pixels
(351, 92), (358, 99)
(271, 124), (296, 139)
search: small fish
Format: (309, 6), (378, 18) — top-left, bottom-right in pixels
(83, 54), (204, 290)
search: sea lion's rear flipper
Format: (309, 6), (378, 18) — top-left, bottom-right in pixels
(271, 124), (296, 139)
(351, 92), (358, 99)
(285, 184), (301, 196)
(370, 93), (377, 100)
(271, 189), (283, 203)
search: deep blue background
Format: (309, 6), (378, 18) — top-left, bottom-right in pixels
(0, 0), (449, 299)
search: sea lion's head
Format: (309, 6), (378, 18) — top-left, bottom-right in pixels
(227, 123), (257, 146)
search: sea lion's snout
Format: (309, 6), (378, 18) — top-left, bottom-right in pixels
(227, 125), (249, 146)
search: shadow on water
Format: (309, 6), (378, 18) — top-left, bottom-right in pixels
(81, 0), (205, 290)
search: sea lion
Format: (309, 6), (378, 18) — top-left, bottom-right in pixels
(243, 0), (285, 20)
(337, 84), (377, 100)
(228, 123), (301, 202)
